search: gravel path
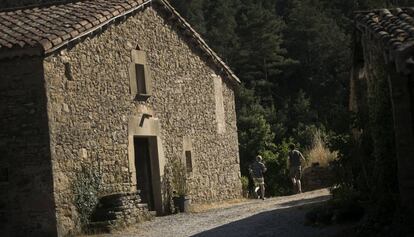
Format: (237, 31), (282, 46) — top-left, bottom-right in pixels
(98, 189), (344, 237)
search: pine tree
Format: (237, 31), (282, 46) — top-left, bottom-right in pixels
(283, 0), (350, 132)
(204, 0), (240, 64)
(235, 87), (275, 174)
(234, 0), (291, 105)
(169, 0), (206, 34)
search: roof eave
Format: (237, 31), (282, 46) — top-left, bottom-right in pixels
(44, 0), (153, 55)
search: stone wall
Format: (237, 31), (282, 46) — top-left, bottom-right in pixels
(90, 192), (153, 232)
(0, 57), (57, 236)
(43, 5), (241, 235)
(302, 165), (334, 192)
(350, 32), (400, 208)
(353, 29), (414, 227)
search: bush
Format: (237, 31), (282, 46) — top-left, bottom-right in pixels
(240, 176), (249, 197)
(261, 143), (291, 196)
(304, 130), (338, 168)
(73, 165), (102, 230)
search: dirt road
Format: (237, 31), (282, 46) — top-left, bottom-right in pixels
(97, 189), (345, 237)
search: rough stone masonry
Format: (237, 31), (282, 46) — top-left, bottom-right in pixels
(0, 1), (242, 236)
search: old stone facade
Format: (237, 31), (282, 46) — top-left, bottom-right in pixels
(353, 8), (414, 219)
(0, 0), (242, 236)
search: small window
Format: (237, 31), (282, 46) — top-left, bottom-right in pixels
(0, 168), (8, 183)
(135, 64), (147, 94)
(185, 151), (192, 173)
(129, 50), (152, 100)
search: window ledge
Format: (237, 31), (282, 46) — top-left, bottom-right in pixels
(134, 94), (151, 101)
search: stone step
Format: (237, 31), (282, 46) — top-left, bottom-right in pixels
(100, 198), (141, 208)
(89, 192), (152, 232)
(99, 192), (141, 207)
(92, 202), (151, 222)
(88, 221), (112, 233)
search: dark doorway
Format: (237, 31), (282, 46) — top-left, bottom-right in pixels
(134, 137), (155, 210)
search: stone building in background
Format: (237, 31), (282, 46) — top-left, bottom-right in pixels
(352, 8), (414, 224)
(0, 0), (242, 236)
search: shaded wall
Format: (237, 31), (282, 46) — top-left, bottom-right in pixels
(351, 29), (414, 217)
(357, 33), (398, 193)
(0, 57), (57, 236)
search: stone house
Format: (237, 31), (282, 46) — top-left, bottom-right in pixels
(352, 8), (414, 218)
(0, 0), (242, 236)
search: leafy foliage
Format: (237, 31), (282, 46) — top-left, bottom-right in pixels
(240, 176), (249, 197)
(72, 165), (102, 230)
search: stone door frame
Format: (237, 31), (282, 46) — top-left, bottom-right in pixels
(128, 113), (166, 215)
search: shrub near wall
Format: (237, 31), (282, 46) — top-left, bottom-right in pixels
(72, 165), (102, 231)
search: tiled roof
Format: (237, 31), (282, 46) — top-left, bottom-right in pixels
(0, 0), (148, 53)
(0, 0), (240, 83)
(355, 8), (414, 51)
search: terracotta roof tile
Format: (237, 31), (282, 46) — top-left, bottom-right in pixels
(0, 0), (143, 52)
(0, 38), (13, 48)
(356, 8), (414, 50)
(0, 0), (240, 84)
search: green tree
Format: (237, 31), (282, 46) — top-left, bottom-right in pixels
(236, 86), (292, 196)
(169, 0), (206, 34)
(284, 0), (350, 133)
(236, 87), (275, 173)
(234, 0), (292, 105)
(204, 0), (240, 63)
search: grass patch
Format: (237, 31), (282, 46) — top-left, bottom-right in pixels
(305, 130), (337, 168)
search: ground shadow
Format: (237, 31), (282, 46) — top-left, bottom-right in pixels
(277, 194), (331, 207)
(192, 195), (340, 237)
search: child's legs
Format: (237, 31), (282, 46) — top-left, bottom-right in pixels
(260, 183), (265, 198)
(297, 179), (302, 193)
